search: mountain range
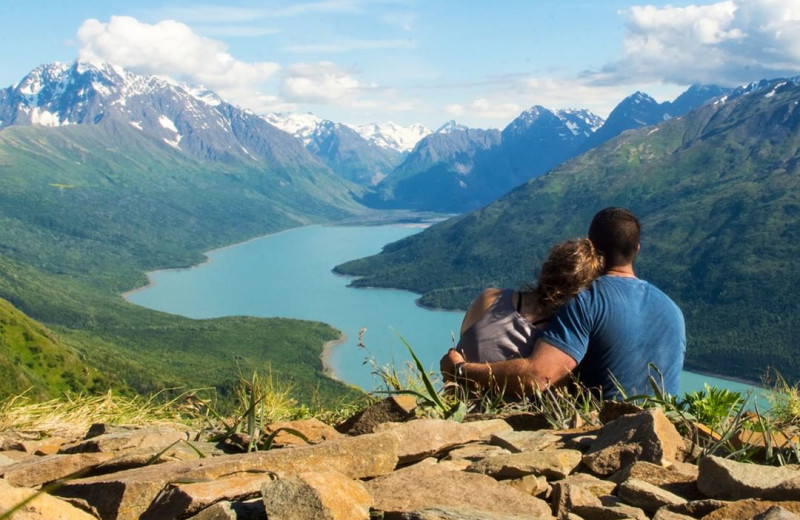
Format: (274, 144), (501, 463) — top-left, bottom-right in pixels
(359, 89), (727, 212)
(3, 58), (797, 395)
(335, 77), (800, 385)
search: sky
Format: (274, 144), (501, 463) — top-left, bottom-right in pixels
(3, 1), (800, 129)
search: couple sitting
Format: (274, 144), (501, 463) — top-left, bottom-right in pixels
(441, 207), (686, 401)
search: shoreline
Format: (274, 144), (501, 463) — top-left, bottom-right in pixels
(321, 331), (348, 382)
(121, 225), (313, 300)
(122, 216), (438, 301)
(682, 365), (765, 389)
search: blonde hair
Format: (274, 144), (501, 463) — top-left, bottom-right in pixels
(532, 238), (604, 317)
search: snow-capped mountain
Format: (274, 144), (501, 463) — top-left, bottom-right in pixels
(351, 121), (431, 153)
(0, 60), (326, 168)
(434, 120), (470, 134)
(263, 112), (405, 185)
(262, 112), (323, 146)
(264, 112), (431, 155)
(579, 84), (727, 153)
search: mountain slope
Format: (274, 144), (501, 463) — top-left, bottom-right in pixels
(362, 127), (502, 210)
(263, 113), (406, 185)
(336, 79), (800, 384)
(0, 62), (369, 402)
(364, 107), (603, 212)
(0, 296), (108, 399)
(305, 120), (402, 185)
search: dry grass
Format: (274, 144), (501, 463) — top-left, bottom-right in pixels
(0, 390), (200, 440)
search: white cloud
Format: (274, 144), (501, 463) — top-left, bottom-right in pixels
(280, 62), (361, 103)
(445, 98), (522, 124)
(77, 16), (280, 108)
(595, 0), (800, 86)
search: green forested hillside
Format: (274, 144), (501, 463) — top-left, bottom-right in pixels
(336, 82), (800, 384)
(0, 296), (108, 399)
(0, 123), (363, 292)
(0, 122), (365, 404)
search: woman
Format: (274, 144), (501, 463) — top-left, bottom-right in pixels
(454, 238), (603, 364)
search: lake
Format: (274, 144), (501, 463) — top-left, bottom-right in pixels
(125, 224), (765, 400)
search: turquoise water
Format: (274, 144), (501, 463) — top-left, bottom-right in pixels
(125, 224), (766, 401)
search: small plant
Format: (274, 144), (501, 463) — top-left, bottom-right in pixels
(765, 371), (800, 426)
(682, 384), (745, 432)
(522, 377), (603, 429)
(359, 328), (467, 421)
(197, 369), (317, 452)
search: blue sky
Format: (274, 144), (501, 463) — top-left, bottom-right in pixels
(3, 1), (800, 129)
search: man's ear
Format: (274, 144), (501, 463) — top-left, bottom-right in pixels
(637, 243), (641, 253)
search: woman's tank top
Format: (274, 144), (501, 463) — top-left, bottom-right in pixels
(455, 288), (539, 363)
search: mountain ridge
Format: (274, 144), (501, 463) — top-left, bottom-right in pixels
(335, 76), (800, 384)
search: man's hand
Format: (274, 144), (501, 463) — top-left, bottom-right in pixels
(440, 348), (465, 382)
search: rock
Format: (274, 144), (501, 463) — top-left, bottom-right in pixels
(141, 473), (273, 519)
(599, 401), (644, 424)
(698, 455), (800, 501)
(376, 418), (511, 463)
(398, 507), (533, 519)
(701, 500), (800, 520)
(53, 429), (398, 520)
(553, 473), (617, 497)
(444, 443), (510, 462)
(0, 479), (97, 519)
(611, 460), (702, 500)
(616, 478), (687, 514)
(559, 433), (598, 452)
(659, 498), (728, 518)
(264, 418), (342, 447)
(93, 440), (226, 474)
(85, 424), (139, 438)
(596, 495), (650, 520)
(550, 481), (602, 519)
(467, 449), (583, 480)
(465, 411), (551, 431)
(30, 437), (69, 455)
(185, 499), (265, 519)
(502, 474), (551, 498)
(752, 506), (800, 520)
(490, 430), (560, 453)
(59, 426), (189, 455)
(366, 462), (552, 519)
(261, 470), (372, 520)
(652, 509), (697, 520)
(336, 396), (417, 435)
(1, 453), (114, 488)
(582, 409), (684, 475)
(0, 450), (32, 469)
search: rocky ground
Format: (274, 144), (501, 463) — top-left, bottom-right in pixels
(1, 397), (799, 520)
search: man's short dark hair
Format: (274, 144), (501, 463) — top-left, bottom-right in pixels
(588, 207), (640, 267)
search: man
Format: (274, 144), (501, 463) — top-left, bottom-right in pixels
(441, 207), (686, 400)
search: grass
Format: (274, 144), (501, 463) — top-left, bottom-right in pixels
(2, 335), (799, 468)
(0, 389), (199, 440)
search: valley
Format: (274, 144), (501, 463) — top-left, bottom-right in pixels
(0, 59), (798, 405)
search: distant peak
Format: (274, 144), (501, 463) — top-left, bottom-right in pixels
(435, 120), (468, 133)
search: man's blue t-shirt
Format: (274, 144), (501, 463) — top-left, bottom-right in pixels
(540, 275), (686, 399)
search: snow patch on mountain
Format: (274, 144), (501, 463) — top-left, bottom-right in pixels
(263, 112), (322, 145)
(158, 115), (178, 133)
(349, 121), (431, 152)
(264, 112), (431, 153)
(435, 120), (468, 134)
